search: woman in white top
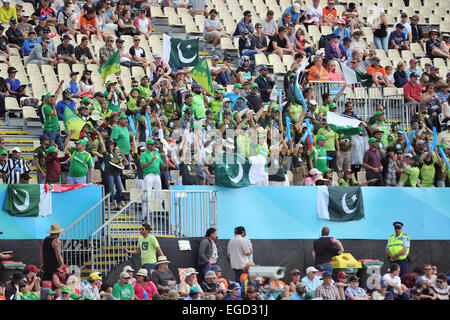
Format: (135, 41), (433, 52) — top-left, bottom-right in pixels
(79, 70), (95, 94)
(133, 7), (152, 40)
(96, 6), (106, 32)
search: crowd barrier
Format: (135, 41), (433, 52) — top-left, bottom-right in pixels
(309, 81), (414, 129)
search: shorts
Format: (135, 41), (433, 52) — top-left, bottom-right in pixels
(204, 31), (219, 43)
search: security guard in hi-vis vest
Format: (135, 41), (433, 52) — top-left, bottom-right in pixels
(386, 222), (410, 276)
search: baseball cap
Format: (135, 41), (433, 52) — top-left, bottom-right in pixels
(384, 291), (395, 299)
(304, 291), (315, 300)
(76, 139), (86, 145)
(374, 111), (384, 117)
(380, 278), (388, 287)
(291, 268), (301, 275)
(123, 266), (134, 273)
(316, 135), (327, 141)
(206, 109), (214, 115)
(61, 286), (70, 294)
(442, 33), (450, 38)
(415, 278), (425, 287)
(329, 102), (337, 109)
(409, 58), (418, 63)
(306, 266), (319, 273)
(154, 53), (162, 58)
(81, 97), (91, 104)
(116, 38), (125, 43)
(372, 56), (381, 62)
(337, 271), (348, 278)
(118, 114), (128, 120)
(259, 65), (268, 70)
(57, 264), (68, 272)
(190, 286), (200, 294)
(185, 268), (199, 277)
(9, 17), (17, 24)
(212, 55), (219, 60)
(321, 270), (333, 279)
(88, 272), (102, 281)
(431, 66), (439, 71)
(393, 221), (404, 227)
(222, 98), (231, 103)
(337, 19), (345, 24)
(293, 3), (300, 13)
(146, 139), (155, 145)
(368, 137), (377, 143)
(348, 275), (359, 282)
(120, 271), (131, 279)
(309, 168), (321, 176)
(430, 29), (440, 35)
(0, 149), (7, 155)
(440, 143), (448, 150)
(343, 169), (353, 175)
(295, 282), (306, 290)
(228, 283), (241, 291)
(309, 100), (318, 106)
(70, 293), (81, 299)
(11, 147), (21, 153)
(234, 83), (243, 89)
(39, 15), (47, 20)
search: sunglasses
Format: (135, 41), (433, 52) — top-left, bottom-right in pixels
(424, 268), (432, 270)
(247, 291), (256, 293)
(134, 39), (140, 42)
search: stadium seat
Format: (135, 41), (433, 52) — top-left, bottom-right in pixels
(410, 43), (426, 58)
(23, 106), (39, 120)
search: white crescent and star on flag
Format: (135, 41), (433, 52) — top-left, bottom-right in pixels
(341, 192), (358, 214)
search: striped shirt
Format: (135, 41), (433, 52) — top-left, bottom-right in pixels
(315, 283), (340, 300)
(1, 157), (31, 184)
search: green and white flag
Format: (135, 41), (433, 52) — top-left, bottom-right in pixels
(327, 111), (364, 136)
(4, 185), (52, 217)
(163, 34), (199, 67)
(215, 154), (266, 188)
(98, 49), (121, 85)
(317, 186), (364, 221)
(340, 61), (373, 87)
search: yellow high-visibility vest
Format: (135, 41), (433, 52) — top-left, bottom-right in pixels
(387, 232), (410, 261)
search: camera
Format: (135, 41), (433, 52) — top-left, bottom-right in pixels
(248, 266), (286, 279)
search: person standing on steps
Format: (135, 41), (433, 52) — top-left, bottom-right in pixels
(124, 222), (164, 277)
(40, 222), (64, 281)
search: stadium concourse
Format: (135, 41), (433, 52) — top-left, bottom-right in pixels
(0, 0), (449, 302)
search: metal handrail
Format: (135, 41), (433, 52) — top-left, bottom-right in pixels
(61, 192), (111, 236)
(90, 190), (144, 239)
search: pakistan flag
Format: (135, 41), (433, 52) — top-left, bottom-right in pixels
(317, 186), (364, 221)
(215, 154), (266, 188)
(163, 34), (199, 67)
(4, 185), (52, 217)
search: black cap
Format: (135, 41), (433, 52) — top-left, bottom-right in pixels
(70, 71), (79, 76)
(20, 172), (30, 181)
(12, 272), (25, 282)
(116, 38), (124, 43)
(393, 221), (404, 228)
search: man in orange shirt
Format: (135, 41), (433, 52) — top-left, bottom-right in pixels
(322, 0), (338, 28)
(308, 55), (328, 81)
(366, 57), (390, 87)
(80, 7), (103, 40)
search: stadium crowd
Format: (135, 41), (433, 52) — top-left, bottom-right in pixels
(0, 0), (449, 303)
(1, 224), (449, 300)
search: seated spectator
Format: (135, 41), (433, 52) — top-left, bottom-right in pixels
(95, 5), (106, 33)
(410, 15), (424, 50)
(236, 56), (255, 84)
(32, 0), (57, 24)
(118, 8), (139, 37)
(322, 0), (338, 28)
(405, 58), (422, 78)
(57, 2), (77, 36)
(420, 264), (437, 286)
(301, 266), (321, 293)
(326, 60), (343, 81)
(403, 73), (422, 103)
(6, 17), (24, 52)
(133, 7), (151, 40)
(103, 0), (118, 31)
(308, 56), (328, 81)
(413, 278), (437, 300)
(65, 71), (81, 98)
(345, 275), (369, 300)
(385, 66), (395, 87)
(382, 263), (409, 299)
(79, 69), (94, 95)
(80, 7), (103, 40)
(201, 271), (224, 300)
(129, 35), (149, 73)
(133, 269), (157, 300)
(34, 15), (48, 36)
(333, 19), (351, 43)
(366, 57), (390, 87)
(394, 62), (408, 88)
(267, 26), (295, 61)
(284, 2), (305, 25)
(75, 36), (99, 66)
(371, 278), (388, 300)
(342, 36), (352, 60)
(112, 271), (135, 300)
(56, 34), (76, 66)
(314, 270), (340, 300)
(294, 28), (314, 58)
(372, 9), (389, 53)
(432, 273), (449, 300)
(428, 66), (441, 84)
(325, 33), (346, 62)
(0, 25), (11, 61)
(27, 37), (57, 69)
(255, 65), (275, 103)
(253, 23), (268, 54)
(188, 0), (208, 16)
(290, 281), (307, 300)
(150, 256), (177, 292)
(261, 10), (277, 38)
(0, 0), (17, 24)
(388, 24), (409, 50)
(341, 2), (360, 33)
(278, 12), (291, 30)
(81, 0), (95, 13)
(437, 83), (450, 107)
(238, 31), (258, 58)
(244, 285), (263, 300)
(5, 67), (25, 100)
(222, 283), (242, 300)
(179, 268), (203, 298)
(204, 9), (225, 54)
(99, 35), (116, 64)
(17, 13), (32, 38)
(150, 53), (172, 78)
(235, 10), (254, 38)
(305, 0), (323, 27)
(350, 29), (368, 57)
(394, 12), (412, 44)
(286, 23), (296, 49)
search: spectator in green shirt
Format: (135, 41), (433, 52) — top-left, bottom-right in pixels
(317, 119), (340, 172)
(110, 114), (131, 157)
(140, 138), (164, 213)
(105, 80), (125, 113)
(308, 135), (328, 174)
(112, 272), (135, 300)
(64, 131), (94, 184)
(42, 80), (65, 151)
(126, 87), (141, 115)
(34, 135), (50, 184)
(398, 153), (420, 187)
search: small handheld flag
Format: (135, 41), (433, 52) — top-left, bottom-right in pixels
(145, 112), (152, 137)
(128, 115), (137, 136)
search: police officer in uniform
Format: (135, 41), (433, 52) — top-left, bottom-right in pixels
(386, 222), (410, 276)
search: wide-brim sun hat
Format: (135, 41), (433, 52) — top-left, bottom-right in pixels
(46, 222), (64, 234)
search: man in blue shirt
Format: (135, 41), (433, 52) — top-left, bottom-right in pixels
(283, 3), (302, 25)
(290, 281), (307, 300)
(235, 11), (254, 38)
(56, 89), (76, 120)
(225, 84), (242, 109)
(405, 58), (422, 78)
(65, 71), (81, 98)
(23, 30), (39, 56)
(301, 266), (322, 292)
(388, 24), (409, 50)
